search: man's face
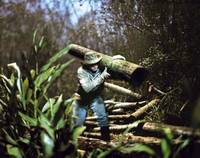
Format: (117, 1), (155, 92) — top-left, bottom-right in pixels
(89, 64), (99, 72)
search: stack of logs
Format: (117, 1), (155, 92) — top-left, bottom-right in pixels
(67, 44), (200, 154)
(78, 82), (200, 152)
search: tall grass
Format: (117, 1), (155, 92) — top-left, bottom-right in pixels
(0, 30), (85, 158)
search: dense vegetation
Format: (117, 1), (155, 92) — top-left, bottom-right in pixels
(1, 0), (200, 157)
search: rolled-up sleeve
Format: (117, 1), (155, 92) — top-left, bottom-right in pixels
(77, 68), (103, 93)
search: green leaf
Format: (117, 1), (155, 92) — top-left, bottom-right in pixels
(41, 132), (54, 157)
(34, 66), (55, 88)
(40, 46), (71, 72)
(8, 63), (26, 110)
(42, 98), (56, 113)
(72, 126), (86, 145)
(19, 112), (37, 126)
(119, 144), (155, 155)
(7, 145), (22, 158)
(39, 113), (54, 139)
(163, 128), (173, 140)
(50, 95), (63, 125)
(43, 59), (75, 94)
(33, 29), (38, 44)
(39, 36), (45, 48)
(161, 139), (171, 158)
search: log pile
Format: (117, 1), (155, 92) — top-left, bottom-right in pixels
(78, 82), (200, 154)
(67, 44), (200, 156)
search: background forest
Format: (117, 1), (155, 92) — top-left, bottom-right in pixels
(1, 0), (200, 157)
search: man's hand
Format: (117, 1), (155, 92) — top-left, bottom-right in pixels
(101, 67), (110, 79)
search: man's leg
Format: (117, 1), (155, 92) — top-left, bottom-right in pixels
(73, 100), (87, 127)
(90, 96), (110, 141)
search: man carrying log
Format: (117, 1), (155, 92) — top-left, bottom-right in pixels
(73, 51), (111, 141)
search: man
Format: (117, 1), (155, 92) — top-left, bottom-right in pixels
(73, 51), (111, 141)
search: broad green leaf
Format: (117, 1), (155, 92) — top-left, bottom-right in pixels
(41, 132), (54, 157)
(161, 139), (171, 158)
(19, 112), (37, 126)
(119, 144), (155, 155)
(163, 128), (173, 140)
(39, 113), (54, 139)
(50, 95), (63, 125)
(42, 98), (56, 113)
(72, 126), (86, 145)
(34, 66), (55, 88)
(43, 59), (75, 94)
(55, 116), (65, 129)
(40, 46), (71, 72)
(7, 145), (22, 158)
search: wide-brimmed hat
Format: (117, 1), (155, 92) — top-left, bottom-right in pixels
(83, 51), (102, 65)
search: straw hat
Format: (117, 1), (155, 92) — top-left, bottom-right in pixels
(83, 51), (102, 65)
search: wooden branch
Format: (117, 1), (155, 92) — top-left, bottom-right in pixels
(104, 82), (142, 99)
(113, 101), (147, 109)
(83, 132), (161, 145)
(86, 99), (160, 121)
(130, 99), (160, 118)
(110, 108), (125, 114)
(93, 121), (200, 138)
(143, 122), (200, 138)
(79, 134), (191, 151)
(78, 136), (112, 150)
(68, 44), (148, 86)
(84, 121), (98, 126)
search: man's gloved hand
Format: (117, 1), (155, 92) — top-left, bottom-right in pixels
(112, 55), (126, 61)
(101, 67), (110, 79)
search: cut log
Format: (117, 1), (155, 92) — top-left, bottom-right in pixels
(143, 122), (200, 138)
(86, 99), (159, 121)
(83, 132), (161, 145)
(68, 44), (148, 86)
(84, 121), (98, 126)
(78, 134), (192, 151)
(78, 136), (112, 150)
(104, 82), (142, 99)
(110, 108), (126, 114)
(93, 121), (200, 138)
(130, 99), (159, 118)
(113, 101), (147, 109)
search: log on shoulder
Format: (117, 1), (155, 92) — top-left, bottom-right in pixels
(68, 44), (148, 86)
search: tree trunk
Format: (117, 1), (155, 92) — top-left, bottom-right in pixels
(143, 122), (200, 138)
(104, 82), (142, 99)
(68, 44), (148, 86)
(93, 121), (200, 138)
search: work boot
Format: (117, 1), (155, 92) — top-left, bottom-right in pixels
(100, 126), (110, 141)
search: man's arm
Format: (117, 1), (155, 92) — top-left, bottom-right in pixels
(77, 68), (110, 93)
